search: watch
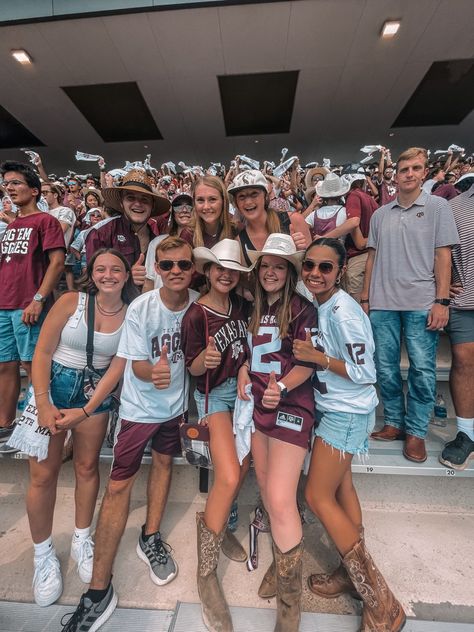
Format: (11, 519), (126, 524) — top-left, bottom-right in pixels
(434, 298), (450, 306)
(33, 293), (46, 303)
(277, 381), (288, 398)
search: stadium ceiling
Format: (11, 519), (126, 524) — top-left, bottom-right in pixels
(0, 0), (473, 174)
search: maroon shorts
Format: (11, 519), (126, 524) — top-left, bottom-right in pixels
(110, 414), (183, 481)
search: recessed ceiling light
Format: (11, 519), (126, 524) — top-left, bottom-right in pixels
(11, 49), (33, 64)
(381, 20), (401, 38)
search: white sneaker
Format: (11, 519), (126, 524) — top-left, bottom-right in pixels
(33, 549), (63, 607)
(71, 535), (94, 583)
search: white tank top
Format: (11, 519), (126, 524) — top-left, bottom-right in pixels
(52, 293), (124, 369)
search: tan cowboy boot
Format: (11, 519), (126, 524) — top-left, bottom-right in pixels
(307, 526), (364, 600)
(221, 528), (247, 563)
(258, 556), (276, 599)
(274, 540), (303, 632)
(196, 513), (233, 632)
(342, 539), (406, 632)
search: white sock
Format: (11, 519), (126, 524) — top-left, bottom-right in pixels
(34, 536), (53, 559)
(457, 417), (474, 441)
(73, 526), (91, 542)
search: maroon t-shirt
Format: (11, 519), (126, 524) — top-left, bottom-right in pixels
(432, 183), (459, 201)
(377, 180), (397, 206)
(181, 295), (251, 393)
(0, 212), (65, 309)
(85, 215), (159, 267)
(345, 189), (379, 258)
(248, 294), (316, 448)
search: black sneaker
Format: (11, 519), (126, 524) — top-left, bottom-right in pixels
(0, 424), (14, 443)
(60, 583), (117, 632)
(439, 432), (474, 470)
(136, 528), (178, 586)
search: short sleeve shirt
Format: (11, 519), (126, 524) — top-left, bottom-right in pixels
(0, 212), (65, 309)
(345, 189), (378, 258)
(367, 191), (460, 310)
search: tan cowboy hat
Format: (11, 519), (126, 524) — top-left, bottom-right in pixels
(102, 169), (170, 217)
(305, 166), (329, 190)
(83, 188), (104, 205)
(247, 233), (304, 272)
(193, 239), (254, 274)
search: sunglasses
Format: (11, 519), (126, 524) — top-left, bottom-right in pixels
(172, 203), (192, 213)
(157, 259), (193, 272)
(302, 260), (336, 274)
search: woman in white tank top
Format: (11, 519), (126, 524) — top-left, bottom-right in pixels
(26, 248), (138, 607)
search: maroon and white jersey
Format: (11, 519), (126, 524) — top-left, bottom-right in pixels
(181, 295), (251, 393)
(248, 294), (316, 448)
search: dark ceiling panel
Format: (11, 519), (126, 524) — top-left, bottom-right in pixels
(0, 105), (44, 149)
(218, 71), (299, 136)
(393, 59), (474, 127)
(62, 81), (163, 142)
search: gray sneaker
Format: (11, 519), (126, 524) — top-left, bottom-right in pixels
(136, 528), (178, 586)
(0, 442), (20, 455)
(0, 425), (14, 443)
(60, 583), (117, 632)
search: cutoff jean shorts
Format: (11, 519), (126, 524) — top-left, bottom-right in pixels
(48, 360), (112, 414)
(315, 408), (376, 456)
(194, 377), (237, 419)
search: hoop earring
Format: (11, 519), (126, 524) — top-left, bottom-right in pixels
(335, 276), (341, 286)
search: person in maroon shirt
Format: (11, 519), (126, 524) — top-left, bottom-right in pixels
(181, 239), (252, 632)
(85, 169), (170, 288)
(344, 174), (379, 302)
(238, 234), (316, 632)
(0, 161), (65, 432)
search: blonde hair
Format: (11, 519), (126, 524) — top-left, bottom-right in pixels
(248, 257), (298, 339)
(155, 236), (193, 261)
(192, 176), (234, 247)
(396, 147), (428, 171)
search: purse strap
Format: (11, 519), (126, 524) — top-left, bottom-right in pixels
(202, 305), (209, 417)
(86, 293), (95, 370)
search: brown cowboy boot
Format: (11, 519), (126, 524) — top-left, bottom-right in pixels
(196, 513), (233, 632)
(258, 556), (276, 599)
(221, 528), (247, 563)
(307, 526), (364, 600)
(342, 539), (406, 632)
(274, 540), (303, 632)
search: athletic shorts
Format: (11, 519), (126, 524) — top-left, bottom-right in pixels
(315, 409), (376, 456)
(445, 308), (474, 345)
(0, 309), (45, 362)
(194, 377), (237, 419)
(110, 414), (183, 481)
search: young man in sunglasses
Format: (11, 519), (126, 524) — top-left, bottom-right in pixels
(59, 236), (198, 632)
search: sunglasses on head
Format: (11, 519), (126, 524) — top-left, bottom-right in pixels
(157, 259), (193, 272)
(302, 260), (336, 274)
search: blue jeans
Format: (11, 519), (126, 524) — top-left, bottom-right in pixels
(369, 310), (439, 439)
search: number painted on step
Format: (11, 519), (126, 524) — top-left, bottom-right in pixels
(445, 468), (456, 476)
(366, 466), (374, 473)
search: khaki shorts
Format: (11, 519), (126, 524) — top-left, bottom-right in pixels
(344, 252), (368, 298)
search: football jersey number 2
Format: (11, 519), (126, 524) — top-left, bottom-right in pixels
(251, 326), (282, 374)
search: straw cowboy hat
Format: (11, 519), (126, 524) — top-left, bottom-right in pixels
(304, 166), (329, 190)
(247, 233), (304, 272)
(315, 172), (351, 198)
(193, 239), (254, 274)
(102, 169), (170, 216)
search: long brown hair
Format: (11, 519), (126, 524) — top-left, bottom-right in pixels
(76, 248), (139, 305)
(248, 256), (298, 339)
(192, 175), (234, 247)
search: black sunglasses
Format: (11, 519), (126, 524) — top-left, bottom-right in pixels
(302, 260), (336, 274)
(157, 259), (193, 272)
(185, 449), (211, 468)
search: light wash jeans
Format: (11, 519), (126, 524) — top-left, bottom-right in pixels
(369, 310), (439, 439)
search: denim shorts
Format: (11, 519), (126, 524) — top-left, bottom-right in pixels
(48, 360), (112, 413)
(315, 408), (376, 456)
(0, 309), (45, 362)
(194, 378), (237, 419)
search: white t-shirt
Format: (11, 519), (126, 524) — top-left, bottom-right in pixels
(312, 290), (378, 414)
(49, 206), (76, 246)
(145, 234), (168, 289)
(117, 287), (199, 423)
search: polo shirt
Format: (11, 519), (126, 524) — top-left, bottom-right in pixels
(367, 191), (459, 310)
(449, 184), (474, 310)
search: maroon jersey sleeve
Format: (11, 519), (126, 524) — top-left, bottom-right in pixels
(345, 191), (362, 220)
(181, 302), (206, 369)
(85, 226), (105, 263)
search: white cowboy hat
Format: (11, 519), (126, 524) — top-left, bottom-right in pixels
(247, 233), (304, 272)
(315, 172), (350, 198)
(193, 239), (254, 274)
(227, 170), (268, 196)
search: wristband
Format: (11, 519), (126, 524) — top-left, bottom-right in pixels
(82, 407), (90, 418)
(324, 354), (331, 370)
(35, 390), (49, 397)
(360, 299), (369, 304)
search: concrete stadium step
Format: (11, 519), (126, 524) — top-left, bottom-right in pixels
(1, 600), (472, 632)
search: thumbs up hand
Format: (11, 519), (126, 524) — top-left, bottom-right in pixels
(131, 252), (147, 287)
(289, 215), (311, 250)
(262, 371), (281, 409)
(293, 330), (318, 363)
(152, 344), (171, 389)
(203, 336), (221, 369)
